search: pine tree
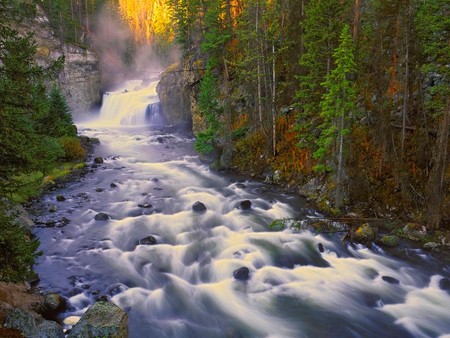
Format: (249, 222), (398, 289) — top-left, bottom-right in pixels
(314, 25), (356, 208)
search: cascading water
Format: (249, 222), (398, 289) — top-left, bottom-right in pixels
(32, 79), (450, 338)
(98, 79), (164, 127)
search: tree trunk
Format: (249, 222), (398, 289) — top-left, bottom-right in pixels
(272, 42), (276, 156)
(427, 101), (450, 229)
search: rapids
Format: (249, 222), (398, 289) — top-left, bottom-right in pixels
(32, 80), (450, 338)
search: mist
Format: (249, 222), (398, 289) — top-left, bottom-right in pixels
(91, 2), (180, 91)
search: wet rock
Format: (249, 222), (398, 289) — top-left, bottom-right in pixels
(45, 220), (56, 227)
(192, 201), (207, 212)
(138, 202), (152, 208)
(353, 223), (376, 244)
(379, 235), (399, 247)
(4, 308), (64, 338)
(239, 200), (252, 210)
(110, 183), (118, 188)
(273, 170), (282, 184)
(235, 183), (246, 189)
(382, 276), (400, 284)
(41, 294), (67, 319)
(137, 236), (157, 245)
(153, 187), (164, 191)
(93, 157), (104, 164)
(233, 267), (250, 281)
(151, 178), (159, 182)
(96, 295), (110, 302)
(56, 195), (66, 202)
(95, 188), (104, 192)
(423, 242), (440, 250)
(48, 205), (57, 213)
(94, 213), (110, 221)
(439, 278), (450, 291)
(67, 301), (128, 338)
(318, 243), (325, 253)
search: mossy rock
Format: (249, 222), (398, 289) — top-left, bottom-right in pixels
(379, 235), (399, 247)
(353, 223), (376, 244)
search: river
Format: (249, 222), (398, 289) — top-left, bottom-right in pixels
(32, 79), (450, 338)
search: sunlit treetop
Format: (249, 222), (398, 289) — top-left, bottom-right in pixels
(119, 0), (174, 43)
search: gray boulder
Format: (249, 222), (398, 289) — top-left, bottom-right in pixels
(67, 301), (128, 338)
(4, 308), (64, 338)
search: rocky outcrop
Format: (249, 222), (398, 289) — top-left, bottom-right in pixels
(67, 301), (128, 338)
(17, 5), (101, 120)
(156, 59), (202, 129)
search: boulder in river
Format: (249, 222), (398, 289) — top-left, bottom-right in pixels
(93, 157), (104, 164)
(233, 267), (250, 281)
(352, 223), (376, 244)
(381, 276), (400, 285)
(56, 195), (66, 202)
(318, 243), (325, 253)
(192, 201), (207, 212)
(67, 301), (128, 338)
(94, 213), (110, 221)
(239, 200), (252, 210)
(137, 236), (157, 245)
(41, 293), (67, 320)
(379, 235), (399, 247)
(138, 202), (152, 208)
(110, 182), (118, 188)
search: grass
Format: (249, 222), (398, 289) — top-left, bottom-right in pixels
(11, 162), (86, 203)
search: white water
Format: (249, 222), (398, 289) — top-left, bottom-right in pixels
(97, 80), (164, 127)
(32, 80), (450, 338)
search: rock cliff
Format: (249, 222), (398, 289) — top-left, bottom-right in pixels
(18, 6), (101, 120)
(156, 58), (202, 131)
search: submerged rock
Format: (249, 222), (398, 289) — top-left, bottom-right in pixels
(137, 236), (157, 245)
(138, 202), (152, 209)
(94, 213), (110, 221)
(192, 201), (207, 212)
(67, 301), (128, 338)
(110, 182), (118, 188)
(48, 205), (57, 213)
(439, 278), (450, 291)
(318, 243), (325, 253)
(233, 267), (250, 281)
(381, 276), (400, 284)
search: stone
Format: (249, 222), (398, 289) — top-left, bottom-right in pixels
(192, 201), (207, 212)
(110, 183), (118, 188)
(233, 267), (250, 281)
(235, 183), (246, 189)
(56, 195), (66, 202)
(273, 170), (282, 184)
(3, 308), (65, 338)
(42, 293), (67, 319)
(318, 243), (325, 253)
(379, 235), (400, 247)
(93, 157), (104, 164)
(439, 278), (450, 291)
(382, 276), (400, 284)
(423, 242), (440, 250)
(95, 188), (104, 192)
(94, 213), (110, 221)
(137, 236), (157, 245)
(239, 200), (252, 210)
(48, 205), (57, 213)
(67, 301), (128, 338)
(353, 223), (376, 244)
(138, 202), (152, 208)
(151, 178), (159, 182)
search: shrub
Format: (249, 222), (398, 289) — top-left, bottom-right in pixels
(58, 136), (86, 161)
(0, 202), (41, 282)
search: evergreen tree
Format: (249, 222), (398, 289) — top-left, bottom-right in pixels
(315, 25), (356, 208)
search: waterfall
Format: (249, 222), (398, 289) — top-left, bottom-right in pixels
(98, 79), (164, 127)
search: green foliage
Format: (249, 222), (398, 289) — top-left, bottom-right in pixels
(313, 25), (356, 170)
(194, 59), (222, 154)
(58, 136), (87, 161)
(0, 201), (41, 282)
